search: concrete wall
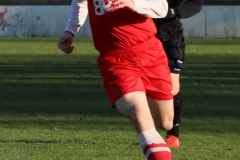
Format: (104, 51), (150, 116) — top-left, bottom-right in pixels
(181, 5), (240, 38)
(0, 5), (91, 37)
(0, 5), (239, 38)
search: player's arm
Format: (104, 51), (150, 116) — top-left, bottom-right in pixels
(58, 0), (88, 54)
(166, 0), (203, 19)
(113, 0), (168, 18)
(133, 0), (169, 18)
(65, 0), (88, 36)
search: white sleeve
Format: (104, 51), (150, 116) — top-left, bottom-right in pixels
(65, 0), (88, 36)
(133, 0), (168, 18)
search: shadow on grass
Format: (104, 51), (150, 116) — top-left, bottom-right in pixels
(0, 54), (119, 116)
(0, 53), (240, 133)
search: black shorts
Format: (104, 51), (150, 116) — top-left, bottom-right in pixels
(155, 19), (186, 74)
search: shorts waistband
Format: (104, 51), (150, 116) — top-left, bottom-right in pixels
(100, 37), (158, 55)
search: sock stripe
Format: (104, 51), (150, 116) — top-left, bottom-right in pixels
(146, 147), (171, 159)
(148, 151), (172, 160)
(143, 143), (170, 156)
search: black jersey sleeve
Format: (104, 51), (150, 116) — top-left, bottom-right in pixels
(175, 0), (203, 19)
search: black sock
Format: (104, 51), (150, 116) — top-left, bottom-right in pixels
(167, 92), (182, 137)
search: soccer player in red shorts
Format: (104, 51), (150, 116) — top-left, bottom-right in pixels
(57, 0), (174, 159)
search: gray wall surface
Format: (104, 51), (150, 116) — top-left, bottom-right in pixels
(0, 5), (239, 38)
(181, 5), (240, 38)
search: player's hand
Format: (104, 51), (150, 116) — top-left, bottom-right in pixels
(164, 8), (178, 19)
(57, 31), (74, 54)
(112, 0), (135, 10)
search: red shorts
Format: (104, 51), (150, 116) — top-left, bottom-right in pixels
(97, 37), (173, 107)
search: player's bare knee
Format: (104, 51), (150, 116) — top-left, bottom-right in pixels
(157, 119), (173, 131)
(162, 122), (173, 131)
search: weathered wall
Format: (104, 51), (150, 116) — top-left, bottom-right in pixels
(0, 5), (239, 38)
(181, 5), (240, 38)
(0, 5), (91, 37)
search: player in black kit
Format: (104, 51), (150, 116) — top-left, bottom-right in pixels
(153, 0), (203, 148)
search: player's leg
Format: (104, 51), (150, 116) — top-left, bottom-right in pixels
(144, 61), (176, 139)
(165, 42), (185, 148)
(140, 40), (174, 134)
(154, 20), (185, 148)
(98, 68), (173, 160)
(115, 91), (172, 160)
(165, 72), (182, 148)
(147, 98), (174, 131)
(98, 37), (173, 159)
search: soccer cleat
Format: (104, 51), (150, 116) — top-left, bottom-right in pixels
(166, 135), (180, 148)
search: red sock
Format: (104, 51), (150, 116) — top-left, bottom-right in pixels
(143, 143), (172, 160)
(138, 128), (172, 160)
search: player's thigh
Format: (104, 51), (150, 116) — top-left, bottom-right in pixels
(115, 91), (155, 132)
(147, 97), (174, 131)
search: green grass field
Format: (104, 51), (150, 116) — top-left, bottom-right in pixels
(0, 37), (240, 160)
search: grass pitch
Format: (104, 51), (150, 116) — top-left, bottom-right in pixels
(0, 37), (240, 160)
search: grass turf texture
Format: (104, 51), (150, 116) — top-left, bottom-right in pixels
(0, 37), (240, 160)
